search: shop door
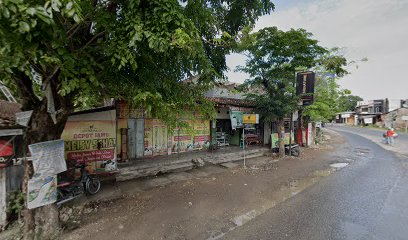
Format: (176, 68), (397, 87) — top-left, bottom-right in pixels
(127, 119), (137, 159)
(128, 119), (145, 159)
(135, 119), (145, 158)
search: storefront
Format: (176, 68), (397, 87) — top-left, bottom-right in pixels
(211, 102), (262, 148)
(116, 101), (211, 160)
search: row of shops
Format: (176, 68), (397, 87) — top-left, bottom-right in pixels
(61, 98), (317, 173)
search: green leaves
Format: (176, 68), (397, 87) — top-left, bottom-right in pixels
(18, 21), (30, 32)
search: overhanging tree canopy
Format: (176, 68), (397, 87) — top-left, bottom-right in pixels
(0, 0), (275, 238)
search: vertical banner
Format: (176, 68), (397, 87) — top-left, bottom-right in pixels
(230, 111), (243, 130)
(27, 175), (57, 209)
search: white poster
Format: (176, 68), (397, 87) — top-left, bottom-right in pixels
(27, 175), (57, 209)
(29, 140), (67, 177)
(364, 118), (373, 124)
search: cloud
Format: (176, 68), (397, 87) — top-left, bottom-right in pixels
(226, 0), (408, 100)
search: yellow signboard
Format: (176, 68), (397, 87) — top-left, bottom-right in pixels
(243, 114), (259, 124)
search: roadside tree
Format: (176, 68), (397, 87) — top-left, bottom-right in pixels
(0, 0), (274, 238)
(238, 27), (347, 157)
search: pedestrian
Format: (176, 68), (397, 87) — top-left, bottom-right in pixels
(386, 128), (395, 145)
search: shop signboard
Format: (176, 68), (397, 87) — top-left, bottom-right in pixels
(61, 120), (117, 174)
(230, 111), (243, 130)
(296, 71), (315, 106)
(243, 114), (259, 124)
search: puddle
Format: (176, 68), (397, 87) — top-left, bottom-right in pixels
(330, 163), (349, 168)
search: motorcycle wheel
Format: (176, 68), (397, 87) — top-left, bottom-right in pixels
(291, 148), (300, 157)
(86, 177), (101, 195)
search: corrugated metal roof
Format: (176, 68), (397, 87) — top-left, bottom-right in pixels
(0, 100), (21, 127)
(206, 97), (254, 107)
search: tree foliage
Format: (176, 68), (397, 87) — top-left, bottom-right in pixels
(238, 27), (328, 122)
(0, 0), (275, 238)
(0, 0), (275, 119)
(338, 94), (363, 112)
(238, 27), (347, 155)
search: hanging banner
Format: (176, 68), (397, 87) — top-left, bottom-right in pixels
(0, 139), (13, 157)
(27, 175), (57, 209)
(230, 111), (243, 130)
(28, 140), (67, 177)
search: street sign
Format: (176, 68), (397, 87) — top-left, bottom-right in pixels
(296, 71), (315, 106)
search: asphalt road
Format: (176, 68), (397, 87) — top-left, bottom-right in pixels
(223, 127), (408, 240)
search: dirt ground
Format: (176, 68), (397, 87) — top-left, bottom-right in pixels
(1, 129), (347, 240)
(58, 129), (346, 240)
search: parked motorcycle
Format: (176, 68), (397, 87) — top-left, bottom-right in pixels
(57, 163), (101, 206)
(273, 141), (300, 156)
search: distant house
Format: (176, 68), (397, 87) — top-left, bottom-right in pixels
(355, 99), (388, 125)
(335, 112), (357, 125)
(380, 107), (408, 129)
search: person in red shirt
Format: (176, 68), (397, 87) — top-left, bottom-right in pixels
(386, 128), (396, 145)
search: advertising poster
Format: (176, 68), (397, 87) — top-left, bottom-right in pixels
(144, 119), (153, 156)
(172, 120), (193, 153)
(61, 120), (116, 173)
(0, 139), (13, 157)
(193, 119), (210, 150)
(28, 140), (67, 177)
(271, 132), (295, 148)
(27, 175), (57, 209)
(230, 111), (243, 129)
(144, 119), (169, 156)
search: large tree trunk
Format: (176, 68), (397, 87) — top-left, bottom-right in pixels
(22, 103), (69, 239)
(277, 118), (285, 158)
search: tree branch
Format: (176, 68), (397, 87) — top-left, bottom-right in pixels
(13, 72), (40, 110)
(80, 31), (106, 50)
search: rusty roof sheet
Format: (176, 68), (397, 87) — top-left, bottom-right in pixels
(206, 97), (254, 107)
(0, 100), (21, 127)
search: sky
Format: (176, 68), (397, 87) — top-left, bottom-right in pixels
(225, 0), (408, 100)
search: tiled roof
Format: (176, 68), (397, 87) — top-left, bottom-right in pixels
(0, 100), (21, 127)
(206, 97), (254, 107)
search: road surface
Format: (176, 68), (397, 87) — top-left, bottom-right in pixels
(223, 126), (408, 240)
